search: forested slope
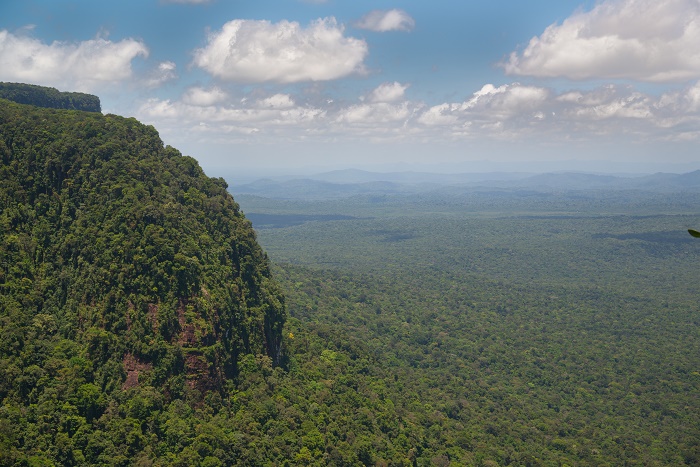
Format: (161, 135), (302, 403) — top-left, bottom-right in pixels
(0, 82), (101, 112)
(0, 96), (285, 464)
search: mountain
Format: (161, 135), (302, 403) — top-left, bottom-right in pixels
(234, 177), (426, 199)
(0, 91), (285, 463)
(0, 82), (101, 112)
(2, 85), (698, 466)
(305, 168), (533, 184)
(233, 169), (700, 200)
(629, 170), (700, 191)
(491, 170), (700, 191)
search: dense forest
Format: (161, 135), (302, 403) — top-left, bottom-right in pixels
(0, 83), (101, 113)
(1, 85), (699, 465)
(237, 183), (700, 465)
(0, 92), (286, 465)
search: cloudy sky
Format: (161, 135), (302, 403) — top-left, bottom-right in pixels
(2, 0), (700, 176)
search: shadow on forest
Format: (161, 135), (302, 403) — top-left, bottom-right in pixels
(592, 230), (695, 244)
(246, 213), (359, 229)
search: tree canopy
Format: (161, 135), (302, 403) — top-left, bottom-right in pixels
(0, 82), (101, 112)
(0, 94), (287, 465)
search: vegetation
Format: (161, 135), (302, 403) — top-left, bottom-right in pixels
(0, 82), (101, 113)
(1, 85), (698, 465)
(0, 95), (285, 465)
(238, 188), (700, 465)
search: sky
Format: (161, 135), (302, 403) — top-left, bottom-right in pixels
(1, 0), (700, 177)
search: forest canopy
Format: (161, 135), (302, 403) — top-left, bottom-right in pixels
(1, 84), (698, 466)
(0, 92), (287, 465)
(0, 82), (101, 112)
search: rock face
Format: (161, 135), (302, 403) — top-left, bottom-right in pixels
(0, 90), (286, 400)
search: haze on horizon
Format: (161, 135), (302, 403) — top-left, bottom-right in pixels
(1, 0), (700, 176)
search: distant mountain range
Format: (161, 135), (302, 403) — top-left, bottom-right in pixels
(231, 169), (700, 199)
(303, 168), (533, 184)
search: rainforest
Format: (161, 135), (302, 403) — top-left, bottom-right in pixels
(1, 85), (699, 466)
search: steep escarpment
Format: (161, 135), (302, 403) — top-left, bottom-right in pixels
(0, 95), (285, 404)
(0, 82), (101, 112)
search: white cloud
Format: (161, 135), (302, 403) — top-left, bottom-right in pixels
(412, 82), (700, 142)
(136, 80), (700, 147)
(571, 92), (652, 119)
(355, 9), (415, 32)
(0, 30), (148, 91)
(182, 86), (227, 106)
(257, 94), (295, 109)
(417, 84), (549, 131)
(505, 0), (700, 82)
(682, 82), (700, 111)
(368, 82), (409, 103)
(335, 102), (411, 124)
(138, 95), (325, 132)
(192, 18), (367, 83)
(146, 61), (177, 88)
(417, 103), (458, 126)
(655, 81), (700, 116)
(460, 83), (550, 118)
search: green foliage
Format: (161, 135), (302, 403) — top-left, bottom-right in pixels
(2, 84), (698, 465)
(0, 95), (286, 464)
(0, 82), (101, 112)
(237, 190), (700, 465)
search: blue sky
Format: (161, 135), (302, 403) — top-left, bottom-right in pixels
(2, 0), (700, 176)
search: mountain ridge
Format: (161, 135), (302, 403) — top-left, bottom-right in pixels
(232, 169), (700, 200)
(0, 94), (285, 405)
(0, 82), (101, 113)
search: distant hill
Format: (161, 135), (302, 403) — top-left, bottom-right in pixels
(0, 82), (101, 112)
(233, 169), (700, 200)
(633, 170), (700, 191)
(234, 177), (425, 199)
(306, 168), (533, 184)
(497, 170), (700, 191)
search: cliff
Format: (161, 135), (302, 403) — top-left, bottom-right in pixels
(0, 92), (285, 406)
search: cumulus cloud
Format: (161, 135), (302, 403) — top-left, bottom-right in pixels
(0, 30), (148, 91)
(355, 9), (415, 32)
(257, 94), (296, 109)
(136, 79), (700, 146)
(146, 61), (177, 88)
(368, 82), (409, 103)
(556, 85), (652, 119)
(505, 0), (700, 82)
(335, 102), (411, 124)
(412, 81), (700, 142)
(419, 83), (549, 128)
(654, 81), (700, 126)
(417, 104), (458, 126)
(192, 18), (368, 83)
(138, 92), (325, 140)
(182, 86), (228, 106)
(677, 81), (700, 112)
(461, 84), (550, 118)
